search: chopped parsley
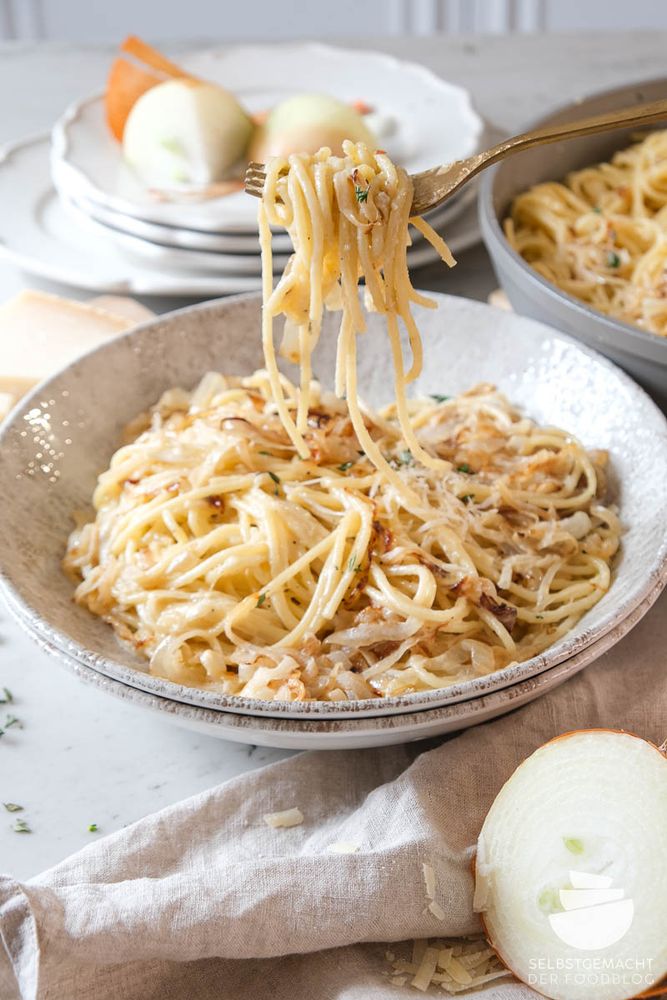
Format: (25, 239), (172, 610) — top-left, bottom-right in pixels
(607, 251), (621, 268)
(256, 593), (267, 608)
(592, 206), (602, 214)
(0, 715), (21, 738)
(0, 687), (12, 704)
(88, 823), (99, 833)
(258, 450), (272, 457)
(348, 554), (362, 573)
(12, 818), (31, 834)
(457, 463), (473, 474)
(461, 494), (474, 504)
(267, 471), (280, 485)
(354, 185), (369, 203)
(337, 461), (353, 472)
(3, 803), (23, 812)
(430, 393), (450, 403)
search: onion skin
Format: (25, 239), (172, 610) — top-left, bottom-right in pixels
(474, 729), (667, 1000)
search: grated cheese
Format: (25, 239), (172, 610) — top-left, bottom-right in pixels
(327, 841), (360, 854)
(387, 936), (511, 995)
(421, 862), (436, 900)
(411, 946), (440, 992)
(428, 900), (446, 921)
(262, 807), (304, 828)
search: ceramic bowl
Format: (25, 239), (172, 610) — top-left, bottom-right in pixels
(479, 76), (667, 410)
(4, 574), (662, 749)
(0, 293), (666, 722)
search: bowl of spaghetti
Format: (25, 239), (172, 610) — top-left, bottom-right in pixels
(479, 76), (667, 411)
(1, 290), (666, 725)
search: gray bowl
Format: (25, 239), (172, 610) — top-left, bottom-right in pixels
(479, 76), (667, 410)
(1, 292), (666, 726)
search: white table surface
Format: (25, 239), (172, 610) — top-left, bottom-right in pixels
(1, 31), (667, 880)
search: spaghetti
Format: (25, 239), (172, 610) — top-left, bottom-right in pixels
(64, 372), (619, 701)
(505, 130), (667, 336)
(258, 141), (455, 506)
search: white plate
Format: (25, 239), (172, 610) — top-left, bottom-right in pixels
(65, 200), (292, 276)
(70, 175), (479, 255)
(50, 42), (483, 232)
(0, 293), (665, 723)
(68, 190), (478, 276)
(70, 192), (295, 254)
(0, 135), (481, 296)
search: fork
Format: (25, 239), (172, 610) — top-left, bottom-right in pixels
(245, 96), (667, 215)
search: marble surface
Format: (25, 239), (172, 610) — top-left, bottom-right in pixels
(1, 31), (667, 879)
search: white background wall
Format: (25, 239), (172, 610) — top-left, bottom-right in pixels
(3, 0), (667, 42)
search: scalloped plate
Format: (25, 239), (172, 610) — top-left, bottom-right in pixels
(50, 42), (483, 232)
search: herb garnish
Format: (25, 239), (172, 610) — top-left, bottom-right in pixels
(461, 494), (473, 504)
(354, 185), (368, 203)
(3, 803), (23, 812)
(457, 463), (473, 474)
(592, 206), (602, 214)
(0, 715), (21, 738)
(88, 823), (99, 833)
(256, 593), (267, 608)
(348, 555), (362, 573)
(0, 688), (12, 704)
(430, 394), (450, 403)
(258, 450), (272, 457)
(607, 251), (621, 268)
(268, 471), (280, 485)
(337, 461), (353, 472)
(12, 818), (30, 834)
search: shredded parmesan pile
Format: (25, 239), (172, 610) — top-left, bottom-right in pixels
(386, 938), (510, 994)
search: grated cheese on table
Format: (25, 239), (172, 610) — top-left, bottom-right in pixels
(387, 936), (511, 994)
(262, 807), (304, 828)
(327, 841), (360, 854)
(427, 900), (446, 921)
(422, 863), (436, 900)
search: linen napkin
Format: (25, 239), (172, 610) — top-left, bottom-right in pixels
(1, 588), (666, 1000)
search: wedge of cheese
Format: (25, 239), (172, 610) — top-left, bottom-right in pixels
(0, 290), (150, 419)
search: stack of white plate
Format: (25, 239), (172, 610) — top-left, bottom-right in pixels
(1, 294), (666, 748)
(0, 43), (488, 299)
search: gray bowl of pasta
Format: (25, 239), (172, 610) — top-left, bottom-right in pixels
(0, 292), (666, 727)
(479, 76), (667, 411)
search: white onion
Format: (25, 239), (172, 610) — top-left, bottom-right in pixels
(475, 730), (667, 1000)
(123, 79), (253, 188)
(248, 92), (375, 161)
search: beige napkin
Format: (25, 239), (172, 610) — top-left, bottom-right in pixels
(1, 590), (666, 1000)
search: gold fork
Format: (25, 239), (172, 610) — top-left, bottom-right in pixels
(245, 96), (667, 215)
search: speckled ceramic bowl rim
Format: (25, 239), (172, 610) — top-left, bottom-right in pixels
(1, 292), (667, 720)
(478, 75), (667, 366)
(4, 570), (661, 744)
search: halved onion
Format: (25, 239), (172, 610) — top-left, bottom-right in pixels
(123, 78), (253, 188)
(248, 92), (376, 161)
(475, 730), (667, 1000)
